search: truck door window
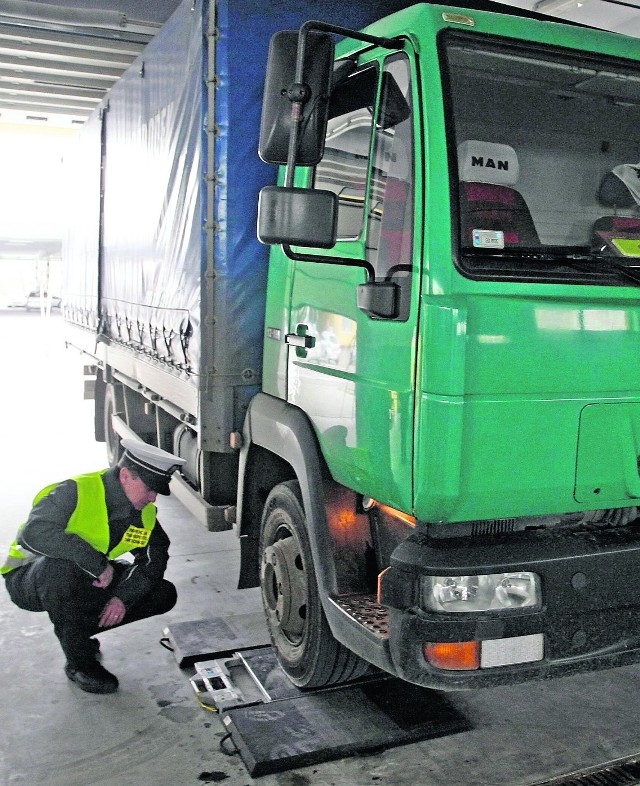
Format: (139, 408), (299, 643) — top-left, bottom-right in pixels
(315, 53), (415, 321)
(314, 65), (377, 239)
(366, 53), (414, 321)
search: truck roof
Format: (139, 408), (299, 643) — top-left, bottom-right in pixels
(400, 0), (588, 28)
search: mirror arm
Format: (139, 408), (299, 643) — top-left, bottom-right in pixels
(284, 21), (403, 188)
(301, 20), (401, 51)
(283, 26), (309, 187)
(283, 244), (376, 283)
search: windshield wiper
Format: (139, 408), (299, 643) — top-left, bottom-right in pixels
(463, 247), (640, 286)
(465, 248), (595, 263)
(590, 256), (640, 286)
(529, 251), (640, 283)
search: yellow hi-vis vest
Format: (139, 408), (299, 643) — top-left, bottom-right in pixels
(1, 470), (157, 575)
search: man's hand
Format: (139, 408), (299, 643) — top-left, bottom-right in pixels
(98, 596), (126, 628)
(92, 563), (114, 589)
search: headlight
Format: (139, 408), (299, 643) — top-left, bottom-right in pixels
(421, 572), (541, 613)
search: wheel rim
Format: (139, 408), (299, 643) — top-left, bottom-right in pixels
(261, 525), (308, 645)
(105, 396), (119, 466)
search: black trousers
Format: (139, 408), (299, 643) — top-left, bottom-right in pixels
(4, 557), (177, 666)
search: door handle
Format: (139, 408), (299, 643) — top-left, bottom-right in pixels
(285, 325), (316, 357)
(285, 333), (315, 349)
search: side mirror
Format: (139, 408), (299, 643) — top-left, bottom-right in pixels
(259, 30), (334, 166)
(357, 281), (399, 319)
(257, 186), (338, 248)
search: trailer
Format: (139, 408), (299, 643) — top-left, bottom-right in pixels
(64, 0), (640, 691)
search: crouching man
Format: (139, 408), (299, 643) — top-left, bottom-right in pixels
(2, 439), (186, 694)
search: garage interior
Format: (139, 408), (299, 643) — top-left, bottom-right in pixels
(6, 313), (640, 785)
(3, 1), (640, 784)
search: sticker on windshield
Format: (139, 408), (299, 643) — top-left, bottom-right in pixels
(611, 238), (640, 258)
(472, 229), (504, 249)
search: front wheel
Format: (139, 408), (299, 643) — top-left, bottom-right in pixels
(259, 480), (368, 688)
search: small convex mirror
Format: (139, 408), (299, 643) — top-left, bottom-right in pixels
(257, 186), (338, 248)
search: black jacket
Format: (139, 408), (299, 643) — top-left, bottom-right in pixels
(18, 468), (171, 607)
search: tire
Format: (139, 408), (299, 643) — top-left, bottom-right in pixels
(259, 480), (368, 688)
(104, 384), (123, 467)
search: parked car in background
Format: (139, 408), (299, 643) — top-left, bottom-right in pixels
(25, 290), (61, 311)
(6, 290), (61, 310)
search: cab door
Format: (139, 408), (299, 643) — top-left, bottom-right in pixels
(286, 50), (420, 512)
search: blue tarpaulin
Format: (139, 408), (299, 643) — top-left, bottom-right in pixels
(63, 0), (411, 412)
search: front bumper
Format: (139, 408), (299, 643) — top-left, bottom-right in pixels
(380, 524), (640, 689)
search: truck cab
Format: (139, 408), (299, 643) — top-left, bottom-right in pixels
(244, 3), (640, 689)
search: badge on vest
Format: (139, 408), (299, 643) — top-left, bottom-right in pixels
(122, 526), (151, 548)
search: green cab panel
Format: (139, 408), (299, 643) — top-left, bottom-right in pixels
(576, 404), (640, 505)
(287, 262), (416, 513)
(414, 292), (640, 522)
(262, 254), (295, 401)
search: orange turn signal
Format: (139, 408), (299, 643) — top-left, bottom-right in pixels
(423, 641), (480, 671)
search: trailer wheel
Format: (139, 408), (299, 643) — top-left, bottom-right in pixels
(104, 384), (123, 467)
(259, 480), (368, 688)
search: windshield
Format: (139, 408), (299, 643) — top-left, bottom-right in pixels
(442, 32), (640, 285)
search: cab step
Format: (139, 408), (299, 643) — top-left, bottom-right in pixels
(332, 593), (390, 640)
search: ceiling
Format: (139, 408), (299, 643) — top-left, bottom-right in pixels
(0, 0), (638, 266)
(0, 0), (181, 127)
(0, 0), (639, 128)
(502, 0), (640, 34)
(0, 1), (183, 265)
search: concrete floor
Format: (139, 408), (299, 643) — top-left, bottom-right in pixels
(3, 310), (640, 786)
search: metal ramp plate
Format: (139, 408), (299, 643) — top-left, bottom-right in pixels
(162, 612), (270, 666)
(191, 647), (366, 711)
(167, 617), (470, 776)
(221, 677), (471, 777)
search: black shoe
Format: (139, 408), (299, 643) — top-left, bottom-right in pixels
(65, 660), (119, 694)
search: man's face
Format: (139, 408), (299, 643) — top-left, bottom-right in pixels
(120, 467), (157, 510)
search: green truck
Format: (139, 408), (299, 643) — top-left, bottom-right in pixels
(65, 0), (640, 690)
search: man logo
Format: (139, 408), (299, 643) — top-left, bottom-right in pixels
(471, 155), (509, 171)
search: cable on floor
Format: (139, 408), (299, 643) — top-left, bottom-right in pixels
(219, 732), (238, 757)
